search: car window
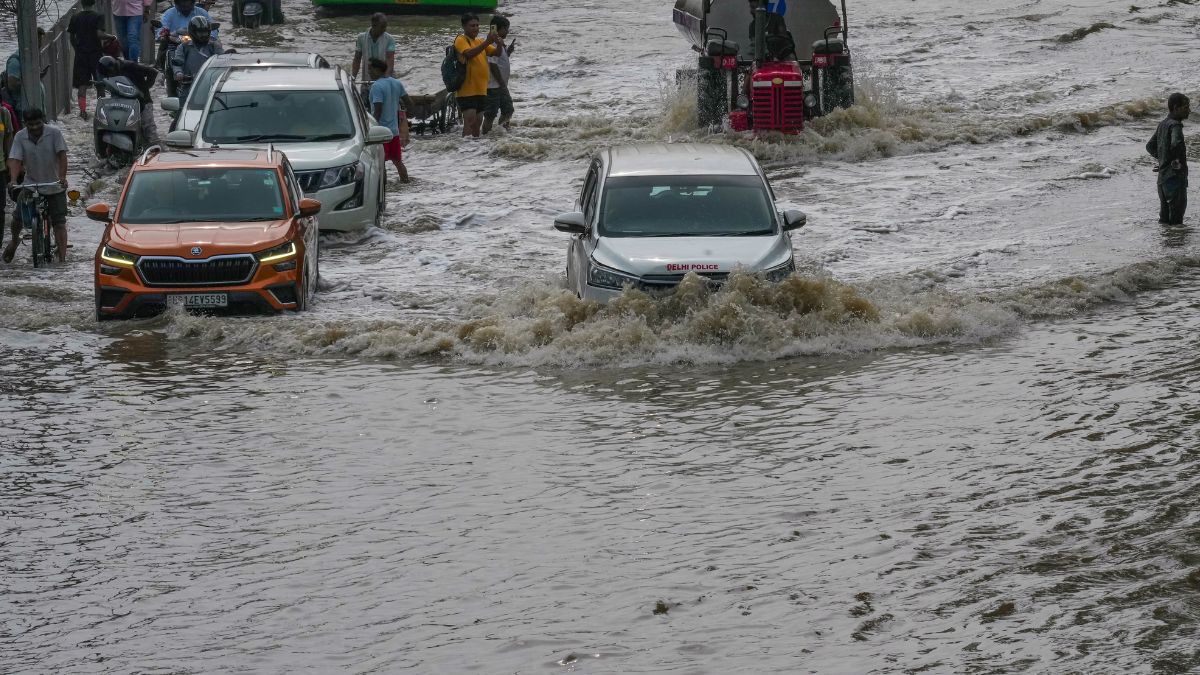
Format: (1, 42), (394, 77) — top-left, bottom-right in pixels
(281, 161), (301, 212)
(119, 168), (286, 224)
(598, 174), (776, 238)
(186, 66), (227, 111)
(203, 90), (355, 144)
(580, 166), (598, 222)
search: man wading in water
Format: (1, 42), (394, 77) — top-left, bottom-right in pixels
(1147, 92), (1190, 225)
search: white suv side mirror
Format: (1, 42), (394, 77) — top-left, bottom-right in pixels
(366, 125), (393, 145)
(553, 211), (587, 234)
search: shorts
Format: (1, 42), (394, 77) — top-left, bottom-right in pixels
(73, 49), (102, 89)
(484, 87), (514, 117)
(382, 135), (403, 163)
(17, 190), (68, 227)
(457, 95), (487, 112)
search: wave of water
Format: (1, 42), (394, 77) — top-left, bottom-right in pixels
(5, 256), (1188, 367)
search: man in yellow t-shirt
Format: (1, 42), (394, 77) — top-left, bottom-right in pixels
(454, 13), (501, 138)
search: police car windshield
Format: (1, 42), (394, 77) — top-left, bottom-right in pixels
(599, 175), (776, 237)
(119, 168), (287, 224)
(202, 90), (355, 143)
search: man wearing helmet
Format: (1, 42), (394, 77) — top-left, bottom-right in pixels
(171, 15), (222, 101)
(98, 55), (160, 145)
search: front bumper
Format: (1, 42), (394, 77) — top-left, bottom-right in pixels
(95, 258), (302, 319)
(303, 181), (376, 232)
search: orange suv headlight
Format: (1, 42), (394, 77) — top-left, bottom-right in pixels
(256, 241), (297, 264)
(100, 245), (139, 267)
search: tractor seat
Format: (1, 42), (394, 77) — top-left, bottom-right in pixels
(812, 38), (845, 55)
(706, 39), (740, 57)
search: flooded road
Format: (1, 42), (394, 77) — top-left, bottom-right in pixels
(4, 0), (1200, 672)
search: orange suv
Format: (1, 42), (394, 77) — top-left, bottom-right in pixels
(90, 147), (321, 320)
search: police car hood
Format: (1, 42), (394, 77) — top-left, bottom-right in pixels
(593, 234), (792, 276)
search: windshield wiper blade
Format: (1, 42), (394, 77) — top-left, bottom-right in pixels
(304, 134), (352, 142)
(228, 134), (307, 142)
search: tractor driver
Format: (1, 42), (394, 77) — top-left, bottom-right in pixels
(747, 0), (796, 61)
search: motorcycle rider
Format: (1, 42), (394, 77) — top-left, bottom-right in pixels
(98, 55), (160, 146)
(161, 0), (217, 40)
(171, 16), (222, 101)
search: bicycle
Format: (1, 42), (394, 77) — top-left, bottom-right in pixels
(12, 182), (66, 268)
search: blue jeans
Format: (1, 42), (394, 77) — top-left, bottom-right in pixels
(113, 14), (143, 62)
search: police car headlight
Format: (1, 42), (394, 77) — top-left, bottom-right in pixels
(762, 259), (795, 283)
(587, 259), (639, 290)
(318, 162), (361, 189)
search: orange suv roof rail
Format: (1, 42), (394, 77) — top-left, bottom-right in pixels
(137, 144), (163, 166)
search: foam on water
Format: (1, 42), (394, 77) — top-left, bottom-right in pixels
(0, 257), (1168, 367)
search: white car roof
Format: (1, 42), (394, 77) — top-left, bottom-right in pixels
(605, 143), (760, 177)
(219, 67), (341, 93)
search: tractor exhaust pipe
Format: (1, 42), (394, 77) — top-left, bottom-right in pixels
(753, 0), (767, 64)
(841, 0), (850, 45)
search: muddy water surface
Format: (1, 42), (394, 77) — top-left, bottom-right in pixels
(4, 0), (1200, 672)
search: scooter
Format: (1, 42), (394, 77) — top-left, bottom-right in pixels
(93, 75), (144, 166)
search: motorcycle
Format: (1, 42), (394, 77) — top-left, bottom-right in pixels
(154, 19), (190, 98)
(93, 74), (145, 166)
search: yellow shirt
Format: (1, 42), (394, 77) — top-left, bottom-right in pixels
(454, 35), (497, 98)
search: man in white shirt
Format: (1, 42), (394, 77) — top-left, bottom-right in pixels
(351, 13), (396, 82)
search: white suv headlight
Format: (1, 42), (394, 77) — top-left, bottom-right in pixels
(587, 260), (639, 290)
(318, 161), (364, 189)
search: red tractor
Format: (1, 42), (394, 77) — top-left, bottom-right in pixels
(673, 0), (854, 134)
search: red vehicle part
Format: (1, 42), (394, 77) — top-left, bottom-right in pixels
(729, 110), (751, 131)
(750, 61), (805, 134)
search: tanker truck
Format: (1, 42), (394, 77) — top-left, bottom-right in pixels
(673, 0), (854, 134)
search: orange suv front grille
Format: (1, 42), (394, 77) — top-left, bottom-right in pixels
(137, 255), (258, 286)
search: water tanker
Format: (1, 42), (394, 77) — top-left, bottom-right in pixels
(673, 0), (854, 133)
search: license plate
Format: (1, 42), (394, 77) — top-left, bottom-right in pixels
(169, 293), (228, 308)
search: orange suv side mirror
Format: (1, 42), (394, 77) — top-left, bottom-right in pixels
(297, 198), (321, 218)
(86, 203), (112, 223)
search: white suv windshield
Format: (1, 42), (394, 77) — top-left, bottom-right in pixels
(202, 90), (355, 144)
(599, 175), (776, 237)
(119, 168), (286, 224)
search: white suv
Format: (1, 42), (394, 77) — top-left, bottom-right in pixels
(168, 66), (392, 232)
(555, 144), (806, 303)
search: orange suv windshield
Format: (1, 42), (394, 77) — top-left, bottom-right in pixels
(119, 168), (287, 224)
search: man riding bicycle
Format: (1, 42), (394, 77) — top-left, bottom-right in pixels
(5, 108), (68, 263)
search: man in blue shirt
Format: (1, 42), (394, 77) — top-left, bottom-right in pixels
(368, 58), (413, 184)
(161, 0), (217, 39)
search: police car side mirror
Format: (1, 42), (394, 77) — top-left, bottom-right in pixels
(782, 209), (807, 231)
(553, 211), (587, 234)
(160, 97), (180, 112)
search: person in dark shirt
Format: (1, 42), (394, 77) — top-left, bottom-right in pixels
(98, 55), (160, 145)
(68, 0), (109, 120)
(747, 0), (795, 61)
(1146, 92), (1190, 225)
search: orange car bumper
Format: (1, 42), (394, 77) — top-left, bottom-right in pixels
(94, 257), (303, 318)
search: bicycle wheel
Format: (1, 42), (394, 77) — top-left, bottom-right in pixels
(29, 205), (45, 268)
(41, 207), (55, 265)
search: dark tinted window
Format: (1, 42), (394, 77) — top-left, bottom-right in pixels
(119, 168), (286, 224)
(203, 90), (355, 144)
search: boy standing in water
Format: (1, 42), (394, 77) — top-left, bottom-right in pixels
(369, 58), (413, 184)
(1147, 93), (1190, 225)
(67, 0), (107, 120)
(482, 15), (515, 134)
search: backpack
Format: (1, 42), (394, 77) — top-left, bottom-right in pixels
(441, 37), (468, 93)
